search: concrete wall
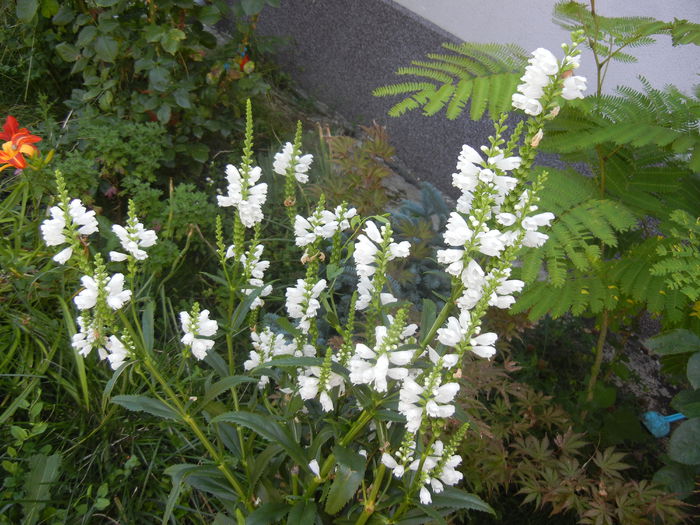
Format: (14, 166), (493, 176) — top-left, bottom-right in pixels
(397, 0), (700, 95)
(253, 0), (698, 196)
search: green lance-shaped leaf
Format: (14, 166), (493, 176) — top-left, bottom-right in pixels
(22, 453), (62, 525)
(212, 411), (308, 469)
(111, 395), (180, 420)
(245, 502), (290, 525)
(430, 486), (495, 515)
(324, 446), (366, 515)
(287, 500), (317, 524)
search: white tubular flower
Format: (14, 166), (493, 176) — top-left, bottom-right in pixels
(180, 307), (218, 360)
(285, 278), (326, 333)
(71, 315), (103, 358)
(309, 459), (321, 477)
(437, 311), (471, 348)
(512, 94), (543, 116)
(436, 248), (465, 277)
(41, 206), (67, 246)
(53, 247), (73, 265)
(353, 221), (410, 310)
(112, 222), (157, 261)
(298, 366), (344, 412)
(512, 47), (559, 116)
(427, 346), (459, 369)
(240, 244), (272, 309)
(381, 453), (406, 478)
(273, 142), (313, 183)
(398, 378), (425, 433)
(104, 273), (132, 310)
(41, 198), (98, 264)
(349, 323), (414, 393)
(74, 276), (99, 310)
(470, 331), (498, 359)
(68, 199), (99, 236)
(561, 75), (587, 100)
(331, 205), (357, 231)
(217, 164), (268, 228)
(294, 209), (337, 247)
(105, 335), (130, 370)
(244, 328), (294, 387)
(444, 212), (473, 247)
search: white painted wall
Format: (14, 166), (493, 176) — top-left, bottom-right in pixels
(396, 0), (700, 94)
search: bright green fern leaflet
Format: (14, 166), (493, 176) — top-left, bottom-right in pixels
(373, 42), (528, 121)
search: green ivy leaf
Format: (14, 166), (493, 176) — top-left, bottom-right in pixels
(143, 25), (166, 43)
(76, 25), (98, 48)
(148, 67), (170, 92)
(241, 0), (266, 16)
(40, 0), (59, 18)
(668, 418), (700, 465)
(162, 28), (186, 54)
(157, 104), (172, 124)
(190, 143), (209, 163)
(55, 42), (80, 62)
(671, 389), (700, 418)
(324, 446), (365, 515)
(94, 35), (119, 62)
(173, 88), (192, 109)
(652, 463), (697, 498)
(198, 5), (222, 25)
(52, 4), (75, 25)
(687, 352), (700, 389)
(645, 329), (700, 356)
(16, 0), (39, 23)
(111, 395), (180, 420)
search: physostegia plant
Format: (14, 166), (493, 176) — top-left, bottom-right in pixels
(40, 33), (586, 523)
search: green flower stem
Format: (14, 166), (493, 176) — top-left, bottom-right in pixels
(354, 463), (386, 525)
(140, 353), (253, 511)
(391, 435), (438, 522)
(302, 409), (375, 500)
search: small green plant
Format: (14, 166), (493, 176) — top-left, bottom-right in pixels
(11, 0), (273, 164)
(316, 122), (398, 216)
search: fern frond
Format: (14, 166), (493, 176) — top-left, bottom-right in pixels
(395, 67), (453, 84)
(374, 42), (527, 121)
(372, 82), (437, 97)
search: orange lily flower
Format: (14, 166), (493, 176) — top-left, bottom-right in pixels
(0, 141), (28, 171)
(0, 116), (42, 172)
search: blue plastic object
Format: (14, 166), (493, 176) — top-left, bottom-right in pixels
(642, 411), (686, 438)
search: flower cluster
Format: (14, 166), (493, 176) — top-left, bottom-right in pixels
(285, 278), (327, 333)
(217, 163), (268, 228)
(109, 201), (157, 262)
(294, 204), (357, 248)
(512, 47), (586, 115)
(273, 142), (313, 183)
(70, 258), (133, 369)
(41, 198), (99, 264)
(238, 244), (273, 309)
(244, 328), (295, 386)
(180, 303), (218, 360)
(349, 317), (416, 393)
(353, 221), (410, 310)
(0, 116), (41, 172)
